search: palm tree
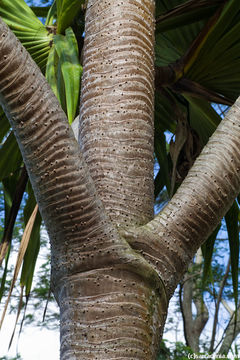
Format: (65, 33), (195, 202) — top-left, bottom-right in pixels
(0, 0), (240, 359)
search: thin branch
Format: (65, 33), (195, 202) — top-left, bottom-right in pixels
(221, 299), (234, 316)
(180, 251), (209, 352)
(218, 305), (240, 354)
(209, 256), (231, 353)
(179, 283), (189, 344)
(214, 308), (236, 353)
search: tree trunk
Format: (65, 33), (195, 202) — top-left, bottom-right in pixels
(79, 0), (155, 227)
(1, 0), (240, 358)
(58, 269), (166, 359)
(0, 2), (168, 358)
(180, 269), (209, 351)
(218, 305), (240, 355)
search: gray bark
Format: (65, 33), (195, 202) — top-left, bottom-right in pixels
(181, 272), (208, 352)
(218, 305), (240, 355)
(1, 0), (240, 358)
(0, 3), (167, 358)
(79, 0), (155, 227)
(122, 98), (240, 298)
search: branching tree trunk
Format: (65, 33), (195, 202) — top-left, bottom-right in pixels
(218, 305), (240, 355)
(1, 0), (240, 359)
(178, 253), (239, 355)
(180, 251), (209, 352)
(210, 257), (231, 353)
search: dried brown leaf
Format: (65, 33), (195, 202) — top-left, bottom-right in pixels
(0, 204), (38, 330)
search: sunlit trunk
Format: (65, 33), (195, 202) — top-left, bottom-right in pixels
(79, 0), (156, 227)
(2, 0), (240, 358)
(58, 269), (167, 359)
(0, 3), (169, 357)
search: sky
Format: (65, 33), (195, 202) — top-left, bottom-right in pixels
(0, 316), (59, 360)
(0, 2), (58, 358)
(0, 0), (58, 357)
(0, 1), (239, 359)
(0, 236), (59, 360)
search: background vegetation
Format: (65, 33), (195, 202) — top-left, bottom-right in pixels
(0, 0), (239, 358)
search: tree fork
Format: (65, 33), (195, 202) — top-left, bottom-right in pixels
(120, 98), (240, 299)
(2, 0), (240, 358)
(0, 2), (168, 357)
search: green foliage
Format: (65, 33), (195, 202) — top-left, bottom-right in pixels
(157, 340), (194, 360)
(0, 0), (240, 352)
(225, 202), (240, 307)
(0, 134), (22, 183)
(0, 0), (52, 72)
(0, 0), (85, 321)
(201, 224), (221, 285)
(0, 355), (22, 360)
(46, 26), (82, 124)
(163, 231), (240, 358)
(56, 0), (85, 34)
(157, 340), (172, 360)
(155, 1), (222, 33)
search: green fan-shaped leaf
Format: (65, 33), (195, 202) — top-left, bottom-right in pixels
(185, 0), (240, 102)
(155, 13), (205, 68)
(156, 0), (223, 33)
(56, 0), (85, 34)
(225, 201), (239, 307)
(194, 0), (240, 57)
(155, 1), (240, 107)
(0, 0), (53, 71)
